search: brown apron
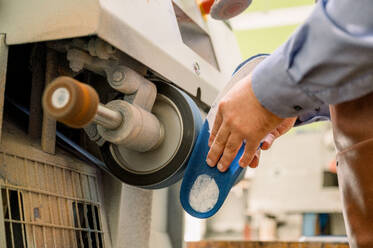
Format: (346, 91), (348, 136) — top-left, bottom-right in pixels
(330, 91), (373, 248)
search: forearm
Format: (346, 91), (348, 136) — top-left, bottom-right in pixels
(251, 0), (373, 118)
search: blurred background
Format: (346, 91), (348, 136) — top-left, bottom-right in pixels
(233, 0), (314, 58)
(184, 0), (346, 242)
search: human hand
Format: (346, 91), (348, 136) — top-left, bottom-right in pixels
(247, 117), (296, 168)
(261, 117), (297, 150)
(206, 74), (295, 172)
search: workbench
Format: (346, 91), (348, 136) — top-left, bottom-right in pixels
(187, 241), (349, 248)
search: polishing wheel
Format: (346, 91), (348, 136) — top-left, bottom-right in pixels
(42, 76), (99, 128)
(100, 82), (202, 189)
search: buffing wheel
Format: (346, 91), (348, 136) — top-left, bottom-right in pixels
(42, 76), (99, 128)
(100, 82), (202, 189)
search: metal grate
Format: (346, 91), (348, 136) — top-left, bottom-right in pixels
(72, 202), (103, 248)
(0, 151), (105, 248)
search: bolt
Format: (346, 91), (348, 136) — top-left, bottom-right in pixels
(112, 70), (125, 83)
(69, 60), (84, 72)
(84, 124), (99, 138)
(193, 62), (200, 75)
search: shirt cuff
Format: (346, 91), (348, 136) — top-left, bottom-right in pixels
(294, 104), (330, 126)
(251, 49), (324, 118)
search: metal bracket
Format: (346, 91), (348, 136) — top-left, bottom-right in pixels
(0, 34), (9, 144)
(84, 123), (106, 146)
(66, 48), (157, 111)
(41, 48), (58, 154)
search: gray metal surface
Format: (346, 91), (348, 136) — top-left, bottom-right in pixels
(102, 174), (153, 248)
(118, 186), (152, 248)
(167, 182), (185, 248)
(173, 3), (219, 70)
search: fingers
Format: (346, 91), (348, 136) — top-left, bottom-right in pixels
(261, 133), (275, 150)
(276, 117), (297, 135)
(260, 117), (296, 150)
(249, 149), (261, 168)
(239, 142), (259, 167)
(206, 122), (230, 167)
(208, 112), (223, 147)
(216, 134), (243, 172)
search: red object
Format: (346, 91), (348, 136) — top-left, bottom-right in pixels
(328, 159), (337, 174)
(199, 0), (215, 15)
(243, 223), (251, 240)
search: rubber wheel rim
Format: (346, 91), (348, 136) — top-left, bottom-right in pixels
(100, 81), (202, 189)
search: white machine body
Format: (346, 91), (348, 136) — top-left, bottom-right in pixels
(0, 0), (242, 106)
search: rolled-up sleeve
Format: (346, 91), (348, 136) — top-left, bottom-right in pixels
(251, 0), (373, 118)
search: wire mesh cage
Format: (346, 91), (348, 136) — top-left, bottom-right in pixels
(0, 122), (106, 248)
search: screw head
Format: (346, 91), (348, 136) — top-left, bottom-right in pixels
(193, 62), (201, 75)
(112, 70), (124, 83)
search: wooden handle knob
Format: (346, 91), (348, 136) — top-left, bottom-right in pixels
(42, 76), (99, 128)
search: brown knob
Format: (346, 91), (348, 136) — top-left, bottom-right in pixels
(42, 76), (99, 128)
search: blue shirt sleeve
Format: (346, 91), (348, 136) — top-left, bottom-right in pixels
(295, 104), (330, 126)
(251, 0), (373, 118)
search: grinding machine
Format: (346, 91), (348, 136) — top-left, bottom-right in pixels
(0, 0), (241, 247)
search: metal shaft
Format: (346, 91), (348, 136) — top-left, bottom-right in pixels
(94, 104), (123, 130)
